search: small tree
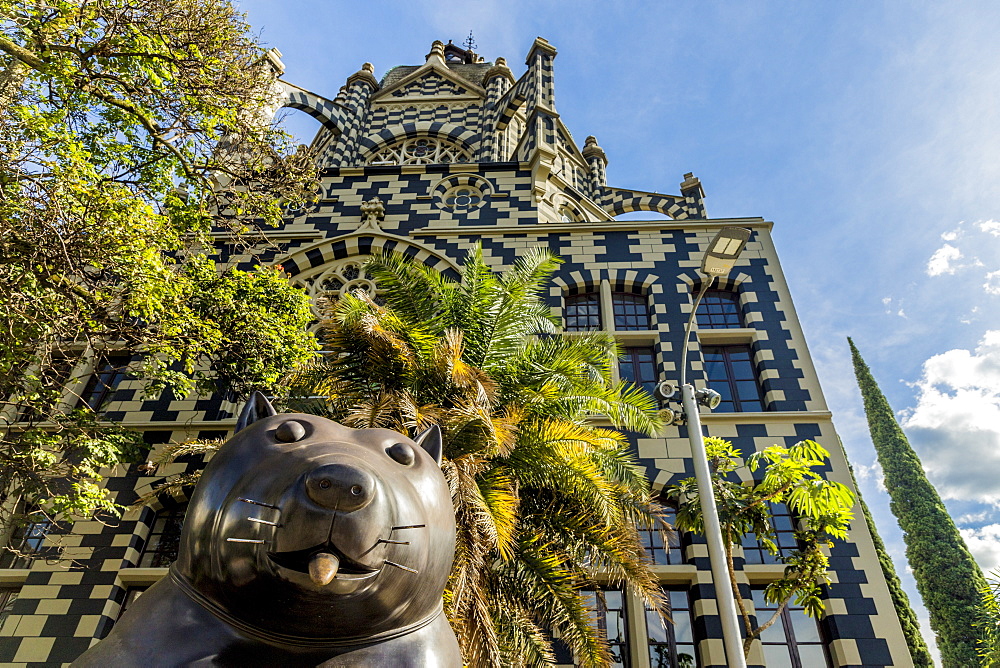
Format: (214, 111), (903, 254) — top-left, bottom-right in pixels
(0, 0), (319, 535)
(977, 570), (1000, 666)
(666, 437), (855, 658)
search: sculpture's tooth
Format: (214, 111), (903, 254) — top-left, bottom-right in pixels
(308, 552), (340, 586)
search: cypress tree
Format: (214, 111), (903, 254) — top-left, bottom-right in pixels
(846, 454), (934, 666)
(850, 338), (986, 667)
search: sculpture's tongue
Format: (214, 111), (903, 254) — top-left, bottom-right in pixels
(308, 552), (340, 586)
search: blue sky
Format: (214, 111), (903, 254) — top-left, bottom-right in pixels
(236, 0), (1000, 657)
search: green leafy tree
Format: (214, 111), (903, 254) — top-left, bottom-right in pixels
(666, 437), (855, 659)
(850, 337), (986, 667)
(977, 570), (1000, 666)
(279, 247), (669, 667)
(0, 0), (318, 538)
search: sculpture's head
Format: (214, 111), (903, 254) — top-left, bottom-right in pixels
(173, 393), (455, 640)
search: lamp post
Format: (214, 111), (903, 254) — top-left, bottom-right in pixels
(679, 227), (751, 667)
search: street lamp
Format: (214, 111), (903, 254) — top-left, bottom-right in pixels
(678, 226), (750, 667)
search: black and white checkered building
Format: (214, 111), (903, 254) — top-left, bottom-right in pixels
(0, 38), (911, 667)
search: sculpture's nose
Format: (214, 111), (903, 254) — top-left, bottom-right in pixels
(304, 463), (376, 512)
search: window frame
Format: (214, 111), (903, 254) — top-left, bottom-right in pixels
(751, 587), (831, 668)
(137, 503), (186, 568)
(579, 588), (630, 668)
(0, 512), (52, 568)
(701, 345), (765, 412)
(638, 504), (684, 566)
(612, 292), (652, 331)
(564, 292), (602, 332)
(741, 501), (801, 565)
(646, 587), (699, 668)
(695, 289), (743, 329)
(76, 353), (131, 412)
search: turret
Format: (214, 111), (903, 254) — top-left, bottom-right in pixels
(482, 57), (515, 161)
(327, 63), (379, 166)
(582, 135), (608, 199)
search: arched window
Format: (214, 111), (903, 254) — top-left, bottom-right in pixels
(366, 136), (472, 165)
(696, 289), (743, 328)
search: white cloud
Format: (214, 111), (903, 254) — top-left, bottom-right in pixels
(958, 510), (992, 525)
(901, 331), (1000, 506)
(941, 229), (961, 241)
(881, 296), (892, 305)
(926, 244), (963, 276)
(985, 270), (1000, 295)
(980, 220), (1000, 237)
(960, 524), (1000, 572)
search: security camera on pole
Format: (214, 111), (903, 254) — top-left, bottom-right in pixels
(672, 227), (751, 667)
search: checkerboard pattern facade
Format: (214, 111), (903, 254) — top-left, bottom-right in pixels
(0, 37), (913, 667)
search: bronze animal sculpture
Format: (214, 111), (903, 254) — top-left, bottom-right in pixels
(75, 393), (461, 666)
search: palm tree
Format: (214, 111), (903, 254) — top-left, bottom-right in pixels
(284, 246), (668, 667)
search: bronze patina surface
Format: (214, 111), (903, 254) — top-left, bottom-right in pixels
(75, 393), (460, 667)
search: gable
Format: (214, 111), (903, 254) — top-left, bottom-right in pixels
(391, 71), (469, 97)
(373, 63), (486, 104)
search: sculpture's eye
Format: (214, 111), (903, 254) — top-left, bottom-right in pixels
(275, 420), (307, 443)
(386, 442), (415, 466)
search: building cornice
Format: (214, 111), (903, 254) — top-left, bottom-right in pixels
(411, 217), (772, 237)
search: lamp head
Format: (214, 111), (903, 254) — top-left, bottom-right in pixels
(695, 388), (723, 410)
(701, 227), (751, 276)
(654, 381), (676, 402)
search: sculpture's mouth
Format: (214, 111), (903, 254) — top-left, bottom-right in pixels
(268, 543), (380, 586)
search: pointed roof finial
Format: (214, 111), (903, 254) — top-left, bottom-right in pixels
(426, 40), (447, 66)
(463, 31), (478, 52)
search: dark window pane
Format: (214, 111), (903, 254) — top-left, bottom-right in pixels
(612, 292), (651, 330)
(138, 505), (186, 568)
(646, 587), (698, 668)
(700, 346), (764, 413)
(77, 354), (131, 412)
(621, 347), (658, 396)
(565, 293), (601, 331)
(695, 289), (743, 328)
(581, 588), (629, 667)
(0, 513), (52, 568)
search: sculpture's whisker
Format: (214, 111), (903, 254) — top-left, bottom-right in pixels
(227, 538), (267, 544)
(360, 537), (410, 557)
(390, 524), (425, 531)
(384, 560), (418, 574)
(239, 497), (281, 512)
(247, 517), (280, 527)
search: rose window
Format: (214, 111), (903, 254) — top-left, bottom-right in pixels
(444, 186), (482, 210)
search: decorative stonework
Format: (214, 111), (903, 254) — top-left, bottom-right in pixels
(432, 174), (493, 213)
(366, 136), (472, 166)
(358, 197), (385, 232)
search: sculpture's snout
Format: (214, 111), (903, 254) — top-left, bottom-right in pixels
(305, 462), (376, 512)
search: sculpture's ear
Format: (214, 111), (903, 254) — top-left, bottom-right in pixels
(413, 424), (443, 465)
(236, 391), (278, 432)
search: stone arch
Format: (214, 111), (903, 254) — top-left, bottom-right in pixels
(273, 82), (342, 132)
(357, 121), (478, 160)
(277, 233), (460, 320)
